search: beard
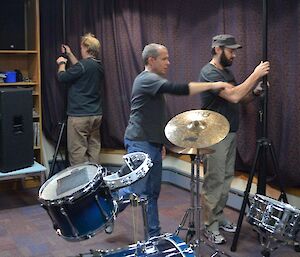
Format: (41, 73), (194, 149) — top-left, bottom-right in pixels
(220, 50), (233, 67)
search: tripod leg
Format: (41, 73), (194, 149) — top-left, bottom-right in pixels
(268, 142), (288, 203)
(49, 122), (66, 178)
(175, 208), (192, 235)
(231, 142), (262, 252)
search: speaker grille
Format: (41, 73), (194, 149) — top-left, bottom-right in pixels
(0, 87), (34, 172)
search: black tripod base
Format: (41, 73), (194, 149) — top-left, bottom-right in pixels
(231, 137), (288, 252)
(49, 121), (69, 179)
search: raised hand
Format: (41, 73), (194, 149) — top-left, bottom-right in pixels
(254, 61), (270, 78)
(61, 44), (71, 55)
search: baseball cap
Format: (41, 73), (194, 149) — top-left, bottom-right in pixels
(211, 34), (242, 49)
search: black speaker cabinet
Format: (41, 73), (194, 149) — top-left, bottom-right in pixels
(0, 0), (25, 50)
(0, 87), (34, 172)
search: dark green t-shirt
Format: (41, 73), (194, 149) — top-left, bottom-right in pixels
(199, 63), (239, 132)
(125, 70), (168, 144)
(57, 58), (104, 116)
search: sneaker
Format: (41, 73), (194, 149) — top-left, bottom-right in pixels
(204, 229), (226, 244)
(219, 222), (237, 233)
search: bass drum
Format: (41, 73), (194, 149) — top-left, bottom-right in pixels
(79, 234), (195, 257)
(39, 163), (116, 241)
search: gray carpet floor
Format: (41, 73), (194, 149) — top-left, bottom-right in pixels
(0, 183), (299, 257)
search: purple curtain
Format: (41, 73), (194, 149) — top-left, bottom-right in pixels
(40, 0), (300, 187)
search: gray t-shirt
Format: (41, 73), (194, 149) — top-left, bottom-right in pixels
(124, 70), (168, 144)
(199, 63), (239, 132)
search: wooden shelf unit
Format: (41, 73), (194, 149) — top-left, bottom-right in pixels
(0, 0), (42, 164)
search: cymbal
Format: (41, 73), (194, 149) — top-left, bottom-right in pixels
(168, 146), (215, 155)
(165, 110), (229, 149)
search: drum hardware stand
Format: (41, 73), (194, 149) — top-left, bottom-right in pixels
(256, 229), (280, 257)
(118, 193), (149, 241)
(251, 227), (300, 257)
(174, 152), (232, 257)
(231, 0), (288, 252)
(175, 151), (201, 257)
(175, 154), (198, 240)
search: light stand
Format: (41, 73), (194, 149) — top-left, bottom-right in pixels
(48, 0), (69, 179)
(48, 122), (67, 178)
(230, 0), (288, 252)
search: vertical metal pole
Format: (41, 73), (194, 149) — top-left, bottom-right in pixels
(190, 155), (196, 226)
(62, 0), (66, 43)
(193, 149), (201, 257)
(140, 197), (149, 241)
(257, 0), (268, 195)
(61, 0), (69, 165)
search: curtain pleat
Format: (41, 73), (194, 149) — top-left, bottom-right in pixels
(40, 0), (300, 187)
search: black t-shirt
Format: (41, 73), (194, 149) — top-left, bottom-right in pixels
(57, 58), (104, 116)
(125, 70), (168, 144)
(199, 63), (239, 132)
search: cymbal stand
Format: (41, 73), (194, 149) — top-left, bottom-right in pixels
(175, 150), (232, 257)
(175, 150), (201, 257)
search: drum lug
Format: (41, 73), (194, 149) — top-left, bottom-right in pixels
(95, 194), (110, 221)
(40, 203), (47, 210)
(60, 206), (80, 237)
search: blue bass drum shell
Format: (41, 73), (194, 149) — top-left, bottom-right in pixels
(38, 163), (115, 241)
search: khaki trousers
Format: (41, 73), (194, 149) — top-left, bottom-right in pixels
(202, 132), (237, 232)
(67, 115), (102, 166)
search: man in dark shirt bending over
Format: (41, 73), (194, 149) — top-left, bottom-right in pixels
(120, 43), (232, 237)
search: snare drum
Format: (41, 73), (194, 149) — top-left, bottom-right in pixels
(103, 152), (153, 190)
(39, 163), (116, 241)
(82, 234), (194, 257)
(247, 194), (300, 240)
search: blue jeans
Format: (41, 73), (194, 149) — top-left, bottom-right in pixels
(119, 138), (162, 237)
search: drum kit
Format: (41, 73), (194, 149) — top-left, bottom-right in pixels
(38, 109), (300, 257)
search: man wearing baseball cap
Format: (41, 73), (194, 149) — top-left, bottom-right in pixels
(198, 34), (270, 244)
